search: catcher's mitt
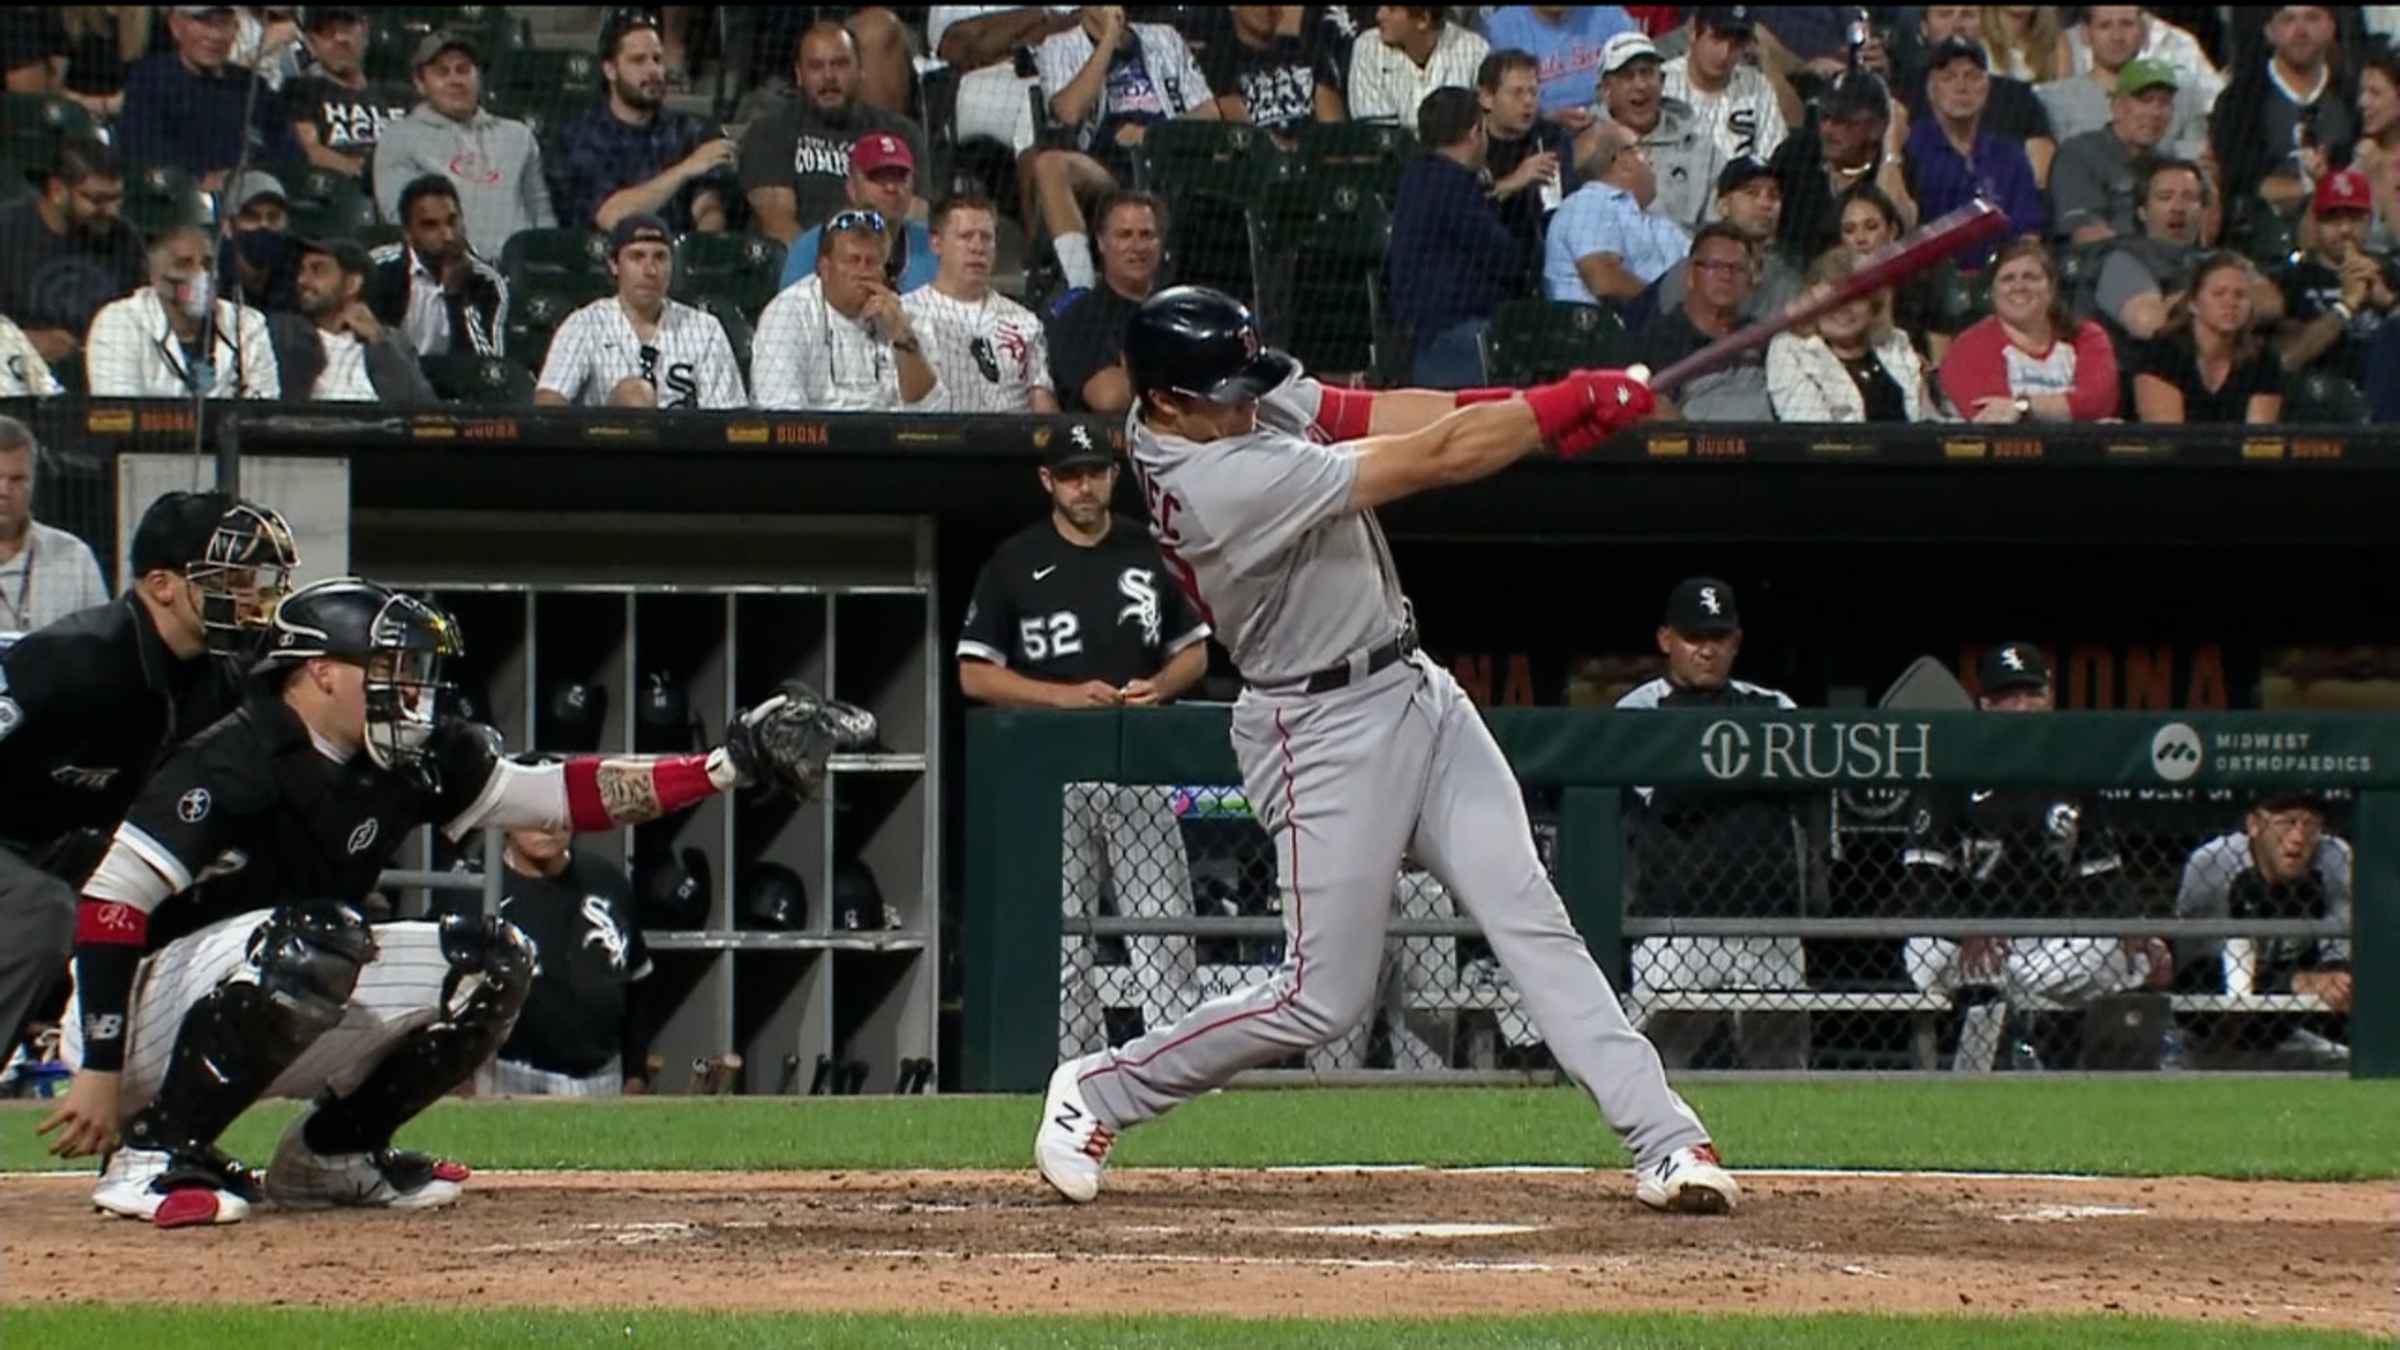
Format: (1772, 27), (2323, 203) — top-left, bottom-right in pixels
(724, 681), (880, 799)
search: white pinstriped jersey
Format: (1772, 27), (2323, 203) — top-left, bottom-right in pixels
(901, 285), (1052, 413)
(535, 296), (748, 409)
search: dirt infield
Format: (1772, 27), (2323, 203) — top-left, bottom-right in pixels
(2, 1168), (2393, 1332)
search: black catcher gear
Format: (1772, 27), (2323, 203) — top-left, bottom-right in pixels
(261, 578), (462, 782)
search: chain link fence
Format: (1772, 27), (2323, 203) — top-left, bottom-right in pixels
(1056, 779), (2354, 1074)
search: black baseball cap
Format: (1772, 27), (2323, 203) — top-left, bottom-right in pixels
(130, 490), (235, 576)
(1928, 36), (1990, 72)
(1663, 577), (1741, 637)
(609, 212), (672, 257)
(411, 29), (480, 70)
(1822, 71), (1892, 121)
(1043, 426), (1114, 473)
(1715, 156), (1775, 196)
(1691, 5), (1756, 35)
(1976, 641), (2050, 693)
(2250, 787), (2331, 816)
(297, 236), (371, 277)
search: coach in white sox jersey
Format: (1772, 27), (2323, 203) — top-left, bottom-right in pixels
(35, 579), (871, 1227)
(1033, 286), (1742, 1217)
(959, 430), (1209, 1052)
(905, 195), (1058, 414)
(535, 214), (747, 410)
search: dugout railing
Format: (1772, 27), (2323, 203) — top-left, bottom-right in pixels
(959, 706), (2393, 1091)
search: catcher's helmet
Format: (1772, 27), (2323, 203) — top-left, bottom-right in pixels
(1123, 285), (1298, 406)
(742, 861), (808, 931)
(260, 578), (460, 778)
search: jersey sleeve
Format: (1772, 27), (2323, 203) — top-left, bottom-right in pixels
(534, 307), (595, 403)
(1252, 366), (1326, 438)
(110, 727), (274, 895)
(956, 554), (1018, 667)
(426, 720), (511, 839)
(1157, 553), (1211, 654)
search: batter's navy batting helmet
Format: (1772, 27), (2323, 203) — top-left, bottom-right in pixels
(1123, 285), (1298, 405)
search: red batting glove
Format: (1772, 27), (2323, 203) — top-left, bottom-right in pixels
(1549, 368), (1657, 459)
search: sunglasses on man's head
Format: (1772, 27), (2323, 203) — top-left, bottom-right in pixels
(827, 209), (888, 234)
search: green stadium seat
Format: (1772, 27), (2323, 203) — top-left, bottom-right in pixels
(1294, 121), (1415, 206)
(1248, 178), (1390, 377)
(0, 94), (95, 172)
(2238, 207), (2299, 270)
(2283, 369), (2369, 425)
(121, 164), (214, 237)
(503, 286), (581, 375)
(486, 49), (602, 130)
(671, 232), (786, 320)
(1479, 299), (1634, 386)
(1137, 121), (1282, 300)
(500, 226), (612, 306)
(420, 351), (536, 405)
(693, 296), (754, 375)
(285, 170), (379, 241)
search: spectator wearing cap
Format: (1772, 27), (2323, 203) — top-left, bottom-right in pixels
(2132, 250), (2285, 423)
(1766, 70), (1915, 270)
(1617, 576), (1812, 1072)
(1766, 246), (1939, 422)
(0, 415), (104, 634)
(1203, 5), (1349, 148)
(2273, 170), (2400, 383)
(904, 195), (1058, 414)
(736, 18), (929, 249)
(214, 170), (301, 315)
(86, 225), (280, 399)
(116, 5), (303, 191)
(1941, 234), (2121, 423)
(1029, 7), (1215, 295)
(1903, 642), (2170, 1073)
(1544, 121), (1688, 303)
(1591, 29), (1717, 231)
(1896, 6), (2056, 189)
(1634, 221), (1772, 419)
(549, 11), (733, 236)
(1042, 189), (1162, 415)
(1633, 157), (1803, 331)
(372, 30), (554, 260)
(1901, 37), (2044, 262)
(2210, 5), (2355, 216)
(778, 132), (935, 293)
(1477, 5), (1637, 130)
(2035, 7), (2210, 160)
(366, 174), (509, 359)
(1386, 86), (1532, 388)
(284, 6), (417, 190)
(1481, 48), (1580, 267)
(536, 214), (747, 410)
(2173, 791), (2354, 1071)
(0, 138), (144, 369)
(266, 236), (434, 403)
(2047, 56), (2190, 246)
(1663, 6), (1791, 170)
(1348, 6), (1490, 129)
(752, 209), (934, 412)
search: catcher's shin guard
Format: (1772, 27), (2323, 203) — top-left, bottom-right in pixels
(303, 914), (535, 1155)
(124, 902), (375, 1155)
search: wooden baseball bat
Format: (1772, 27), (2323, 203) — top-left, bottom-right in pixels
(1632, 199), (2012, 398)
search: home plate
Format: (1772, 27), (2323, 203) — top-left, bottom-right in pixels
(1280, 1222), (1544, 1239)
(1997, 1205), (2150, 1224)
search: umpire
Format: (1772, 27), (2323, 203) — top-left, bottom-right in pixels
(0, 491), (296, 1057)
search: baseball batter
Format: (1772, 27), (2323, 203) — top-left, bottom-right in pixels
(1034, 285), (1740, 1214)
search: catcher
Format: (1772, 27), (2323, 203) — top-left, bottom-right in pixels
(34, 577), (872, 1227)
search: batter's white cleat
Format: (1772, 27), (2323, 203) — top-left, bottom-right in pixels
(1034, 1058), (1115, 1203)
(265, 1113), (463, 1211)
(93, 1146), (256, 1229)
(1634, 1142), (1740, 1215)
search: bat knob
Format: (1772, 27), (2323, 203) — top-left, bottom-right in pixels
(1624, 363), (1651, 386)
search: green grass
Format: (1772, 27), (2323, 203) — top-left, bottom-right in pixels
(5, 1079), (2396, 1180)
(1, 1306), (2383, 1349)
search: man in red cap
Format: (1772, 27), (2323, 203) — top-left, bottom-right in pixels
(774, 131), (936, 294)
(2272, 168), (2400, 384)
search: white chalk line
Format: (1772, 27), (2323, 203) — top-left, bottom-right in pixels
(0, 1164), (2143, 1183)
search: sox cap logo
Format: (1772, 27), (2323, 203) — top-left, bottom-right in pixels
(1700, 587), (1722, 615)
(2001, 646), (2026, 671)
(177, 788), (212, 823)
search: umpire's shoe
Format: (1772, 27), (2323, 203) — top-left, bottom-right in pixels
(93, 1145), (263, 1228)
(1034, 1057), (1115, 1203)
(264, 1113), (464, 1211)
(1634, 1142), (1741, 1215)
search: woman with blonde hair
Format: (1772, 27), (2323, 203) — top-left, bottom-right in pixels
(2132, 250), (2283, 424)
(1980, 6), (2069, 84)
(1766, 247), (1939, 423)
(1938, 235), (2118, 422)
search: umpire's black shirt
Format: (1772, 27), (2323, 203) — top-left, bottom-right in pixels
(0, 594), (238, 860)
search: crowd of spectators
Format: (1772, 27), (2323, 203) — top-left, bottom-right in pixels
(0, 4), (2391, 425)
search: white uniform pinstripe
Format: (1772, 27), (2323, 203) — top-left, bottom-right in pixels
(902, 286), (1052, 413)
(476, 1056), (622, 1097)
(61, 911), (460, 1124)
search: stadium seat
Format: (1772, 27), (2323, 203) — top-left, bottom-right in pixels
(694, 295), (755, 375)
(285, 170), (379, 241)
(1137, 121), (1282, 299)
(671, 232), (786, 320)
(354, 223), (406, 252)
(487, 49), (602, 130)
(364, 19), (418, 84)
(0, 93), (95, 171)
(2283, 369), (2370, 425)
(1248, 178), (1390, 377)
(1480, 299), (1635, 386)
(2238, 208), (2299, 270)
(500, 227), (612, 307)
(1294, 121), (1416, 206)
(503, 286), (581, 376)
(420, 351), (536, 405)
(0, 156), (31, 211)
(121, 164), (214, 236)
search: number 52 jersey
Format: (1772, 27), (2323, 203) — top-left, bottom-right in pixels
(956, 514), (1211, 688)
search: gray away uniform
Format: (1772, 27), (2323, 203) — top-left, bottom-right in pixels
(1071, 368), (1709, 1168)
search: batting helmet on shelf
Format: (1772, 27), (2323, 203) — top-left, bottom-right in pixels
(742, 861), (809, 931)
(831, 858), (888, 931)
(542, 680), (608, 753)
(1123, 285), (1298, 406)
(639, 671), (703, 751)
(636, 846), (712, 930)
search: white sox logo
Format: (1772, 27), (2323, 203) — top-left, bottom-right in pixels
(1118, 568), (1162, 647)
(347, 819), (380, 854)
(1699, 587), (1723, 616)
(177, 788), (212, 823)
(581, 894), (630, 971)
(2000, 646), (2027, 672)
(1071, 425), (1094, 453)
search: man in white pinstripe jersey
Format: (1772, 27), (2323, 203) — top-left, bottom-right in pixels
(903, 194), (1059, 414)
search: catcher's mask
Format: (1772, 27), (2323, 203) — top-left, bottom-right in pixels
(191, 501), (299, 661)
(262, 578), (462, 780)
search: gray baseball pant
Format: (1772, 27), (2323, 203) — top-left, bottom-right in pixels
(0, 844), (75, 1051)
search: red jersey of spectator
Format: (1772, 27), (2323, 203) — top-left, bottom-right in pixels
(1938, 314), (2120, 422)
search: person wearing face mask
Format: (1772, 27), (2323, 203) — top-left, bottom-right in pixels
(371, 30), (554, 262)
(2271, 170), (2400, 383)
(904, 195), (1058, 413)
(1765, 246), (1938, 422)
(2173, 790), (2354, 1070)
(777, 133), (937, 293)
(265, 237), (436, 404)
(752, 211), (936, 411)
(85, 226), (280, 400)
(536, 214), (748, 411)
(2132, 250), (2285, 424)
(1617, 576), (1813, 1072)
(214, 171), (301, 316)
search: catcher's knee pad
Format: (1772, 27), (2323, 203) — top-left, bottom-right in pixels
(435, 912), (537, 1031)
(126, 903), (376, 1154)
(308, 915), (535, 1147)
